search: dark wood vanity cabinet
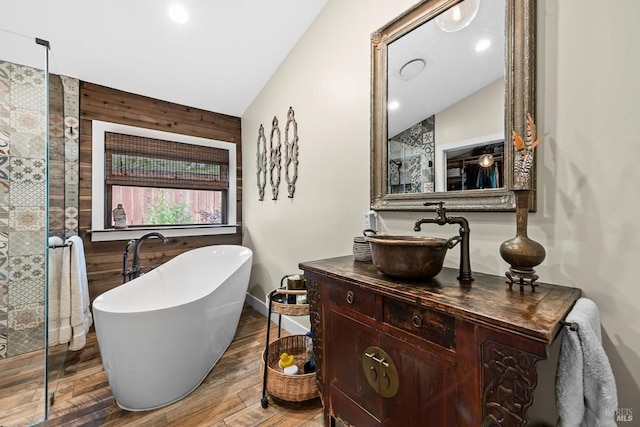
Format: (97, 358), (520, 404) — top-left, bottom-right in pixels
(301, 256), (582, 427)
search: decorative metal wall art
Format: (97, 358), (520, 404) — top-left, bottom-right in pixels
(256, 124), (267, 201)
(269, 116), (282, 200)
(258, 107), (300, 201)
(284, 107), (299, 198)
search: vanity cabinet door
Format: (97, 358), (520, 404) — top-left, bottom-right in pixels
(326, 309), (381, 422)
(379, 334), (459, 426)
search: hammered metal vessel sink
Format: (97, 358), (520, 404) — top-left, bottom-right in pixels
(365, 235), (461, 280)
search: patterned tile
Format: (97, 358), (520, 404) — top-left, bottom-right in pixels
(64, 93), (79, 118)
(0, 284), (7, 306)
(8, 182), (45, 206)
(65, 206), (78, 219)
(9, 132), (45, 158)
(0, 206), (9, 230)
(0, 155), (8, 181)
(64, 116), (79, 141)
(65, 138), (79, 162)
(50, 207), (64, 231)
(0, 307), (6, 351)
(8, 231), (43, 256)
(9, 207), (45, 231)
(64, 217), (78, 231)
(8, 254), (45, 305)
(61, 76), (79, 95)
(0, 305), (7, 323)
(65, 183), (78, 207)
(10, 80), (45, 112)
(0, 66), (9, 106)
(65, 162), (79, 184)
(0, 185), (7, 207)
(0, 331), (6, 358)
(0, 61), (9, 78)
(7, 326), (43, 356)
(10, 107), (45, 135)
(9, 157), (46, 183)
(49, 136), (64, 161)
(50, 113), (64, 138)
(50, 192), (64, 211)
(0, 231), (8, 284)
(8, 303), (44, 331)
(0, 105), (9, 135)
(61, 77), (79, 118)
(49, 159), (64, 181)
(10, 64), (45, 88)
(0, 82), (7, 104)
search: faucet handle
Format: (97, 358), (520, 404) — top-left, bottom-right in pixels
(424, 201), (444, 208)
(424, 201), (446, 216)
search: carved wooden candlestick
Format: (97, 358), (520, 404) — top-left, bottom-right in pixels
(499, 189), (545, 291)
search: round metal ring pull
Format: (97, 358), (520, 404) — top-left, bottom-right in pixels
(411, 310), (423, 328)
(346, 290), (355, 304)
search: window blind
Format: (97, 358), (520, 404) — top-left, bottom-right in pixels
(105, 132), (229, 191)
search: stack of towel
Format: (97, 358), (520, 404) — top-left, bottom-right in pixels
(556, 297), (618, 427)
(57, 235), (93, 351)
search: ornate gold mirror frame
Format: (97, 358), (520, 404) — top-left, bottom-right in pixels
(370, 0), (536, 211)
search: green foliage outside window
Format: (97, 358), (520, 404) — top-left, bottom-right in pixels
(143, 189), (193, 225)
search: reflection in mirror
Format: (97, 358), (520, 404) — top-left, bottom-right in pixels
(387, 0), (504, 195)
(371, 0), (537, 211)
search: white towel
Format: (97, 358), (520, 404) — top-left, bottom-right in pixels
(66, 235), (92, 351)
(58, 244), (72, 344)
(47, 236), (64, 346)
(58, 235), (92, 350)
(556, 298), (618, 427)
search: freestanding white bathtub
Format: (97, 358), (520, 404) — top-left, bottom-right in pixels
(92, 245), (253, 411)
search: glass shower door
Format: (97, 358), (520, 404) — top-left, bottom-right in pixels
(0, 28), (68, 425)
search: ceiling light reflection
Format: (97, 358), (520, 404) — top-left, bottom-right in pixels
(168, 4), (189, 24)
(475, 39), (491, 52)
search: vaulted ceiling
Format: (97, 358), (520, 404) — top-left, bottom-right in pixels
(0, 0), (327, 117)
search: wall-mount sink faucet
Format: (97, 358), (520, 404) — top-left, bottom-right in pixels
(414, 202), (474, 283)
(123, 232), (169, 282)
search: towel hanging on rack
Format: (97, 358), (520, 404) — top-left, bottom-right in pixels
(556, 298), (618, 427)
(47, 236), (64, 346)
(58, 235), (92, 350)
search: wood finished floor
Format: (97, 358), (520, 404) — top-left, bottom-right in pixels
(0, 305), (323, 427)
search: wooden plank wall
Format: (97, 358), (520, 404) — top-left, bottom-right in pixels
(79, 82), (243, 301)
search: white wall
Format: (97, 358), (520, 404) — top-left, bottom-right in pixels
(242, 0), (640, 422)
(241, 0), (420, 302)
(436, 77), (504, 146)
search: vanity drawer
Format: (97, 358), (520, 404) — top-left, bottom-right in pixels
(383, 298), (456, 351)
(328, 281), (375, 318)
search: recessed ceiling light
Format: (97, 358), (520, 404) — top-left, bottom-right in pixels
(388, 101), (400, 111)
(475, 39), (491, 52)
(168, 3), (189, 24)
(399, 58), (426, 81)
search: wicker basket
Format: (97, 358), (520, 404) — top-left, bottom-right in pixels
(353, 236), (372, 262)
(260, 335), (318, 402)
(270, 291), (310, 316)
(353, 229), (376, 262)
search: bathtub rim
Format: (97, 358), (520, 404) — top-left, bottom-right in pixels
(92, 244), (252, 315)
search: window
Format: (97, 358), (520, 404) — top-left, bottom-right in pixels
(104, 132), (228, 227)
(91, 121), (237, 242)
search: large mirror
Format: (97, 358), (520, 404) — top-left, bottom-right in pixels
(371, 0), (536, 211)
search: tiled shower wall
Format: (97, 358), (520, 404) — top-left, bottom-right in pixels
(0, 60), (79, 358)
